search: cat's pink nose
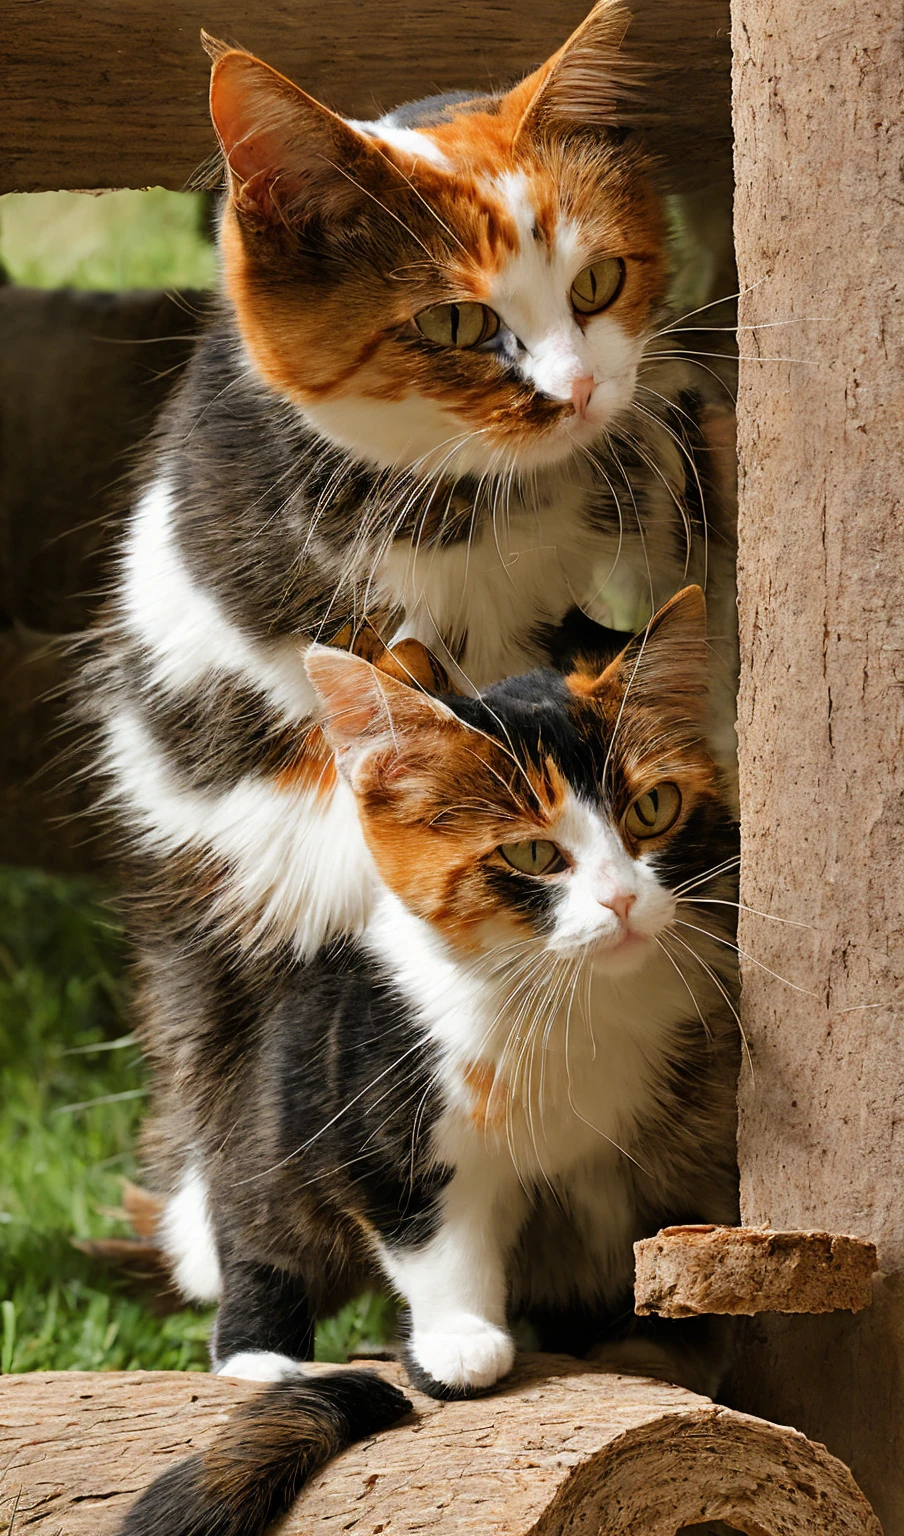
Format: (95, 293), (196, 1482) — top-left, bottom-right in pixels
(600, 892), (636, 925)
(571, 375), (595, 418)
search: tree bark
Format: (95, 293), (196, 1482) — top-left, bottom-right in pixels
(731, 0), (904, 1529)
(0, 1358), (883, 1536)
(634, 1227), (878, 1318)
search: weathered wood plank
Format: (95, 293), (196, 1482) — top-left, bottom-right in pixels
(0, 1359), (883, 1534)
(0, 0), (730, 194)
(0, 286), (200, 873)
(732, 0), (904, 1528)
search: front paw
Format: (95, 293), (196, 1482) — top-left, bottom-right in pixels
(405, 1314), (514, 1399)
(214, 1350), (305, 1382)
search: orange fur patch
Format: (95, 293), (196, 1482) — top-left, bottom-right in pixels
(208, 29), (668, 462)
(463, 1059), (507, 1134)
(273, 725), (338, 798)
(356, 727), (566, 946)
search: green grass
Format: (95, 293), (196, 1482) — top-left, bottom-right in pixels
(0, 867), (393, 1374)
(0, 188), (217, 291)
(0, 194), (393, 1376)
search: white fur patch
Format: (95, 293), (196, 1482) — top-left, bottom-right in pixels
(539, 791), (676, 971)
(159, 1164), (222, 1302)
(103, 704), (375, 957)
(364, 844), (723, 1277)
(120, 476), (316, 721)
(216, 1351), (305, 1382)
(379, 1159), (523, 1391)
(377, 467), (613, 687)
(348, 116), (451, 170)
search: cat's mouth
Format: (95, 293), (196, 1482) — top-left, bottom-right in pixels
(587, 926), (653, 975)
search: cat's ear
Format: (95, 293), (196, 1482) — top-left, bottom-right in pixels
(202, 33), (387, 228)
(304, 642), (458, 779)
(510, 0), (641, 145)
(345, 624), (457, 696)
(574, 585), (709, 719)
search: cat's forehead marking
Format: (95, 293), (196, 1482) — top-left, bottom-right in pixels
(348, 117), (451, 171)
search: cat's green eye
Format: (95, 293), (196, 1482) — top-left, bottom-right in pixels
(414, 301), (500, 349)
(624, 783), (682, 840)
(570, 257), (625, 316)
(499, 839), (566, 877)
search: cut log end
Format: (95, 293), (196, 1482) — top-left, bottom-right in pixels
(0, 1359), (883, 1536)
(634, 1225), (878, 1318)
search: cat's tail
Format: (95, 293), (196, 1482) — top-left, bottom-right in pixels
(117, 1369), (411, 1536)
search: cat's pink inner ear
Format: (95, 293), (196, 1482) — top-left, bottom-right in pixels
(304, 645), (449, 757)
(209, 50), (307, 184)
(208, 46), (375, 219)
(512, 0), (637, 143)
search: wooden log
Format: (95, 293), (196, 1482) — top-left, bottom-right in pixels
(634, 1227), (879, 1318)
(731, 0), (904, 1528)
(0, 1), (731, 195)
(0, 1358), (883, 1535)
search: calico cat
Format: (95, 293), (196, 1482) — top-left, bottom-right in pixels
(117, 587), (739, 1536)
(89, 0), (736, 988)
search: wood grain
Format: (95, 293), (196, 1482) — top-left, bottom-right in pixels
(634, 1227), (879, 1317)
(0, 1358), (883, 1535)
(0, 0), (730, 194)
(732, 0), (904, 1528)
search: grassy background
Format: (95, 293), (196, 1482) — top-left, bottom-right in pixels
(0, 869), (393, 1374)
(1, 189), (391, 1376)
(0, 189), (218, 291)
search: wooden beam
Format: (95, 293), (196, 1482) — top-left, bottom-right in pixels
(731, 0), (904, 1528)
(0, 286), (199, 873)
(0, 1359), (883, 1534)
(0, 1), (730, 194)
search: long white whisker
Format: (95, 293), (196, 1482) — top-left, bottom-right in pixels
(672, 918), (819, 997)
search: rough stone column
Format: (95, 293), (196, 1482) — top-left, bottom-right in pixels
(731, 1), (904, 1529)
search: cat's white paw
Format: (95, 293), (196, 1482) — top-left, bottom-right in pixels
(410, 1314), (514, 1392)
(215, 1350), (305, 1382)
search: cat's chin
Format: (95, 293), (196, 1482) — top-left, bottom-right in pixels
(295, 391), (611, 481)
(588, 931), (654, 977)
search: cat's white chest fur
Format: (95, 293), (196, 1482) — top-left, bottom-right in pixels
(365, 893), (699, 1386)
(376, 469), (649, 688)
(366, 892), (684, 1185)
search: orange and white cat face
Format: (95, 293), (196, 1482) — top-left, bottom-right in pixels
(306, 588), (731, 974)
(204, 2), (667, 477)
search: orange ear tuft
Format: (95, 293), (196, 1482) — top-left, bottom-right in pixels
(512, 0), (643, 145)
(200, 30), (231, 65)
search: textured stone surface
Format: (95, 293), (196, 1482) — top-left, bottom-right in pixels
(0, 1359), (883, 1535)
(635, 1226), (878, 1317)
(732, 0), (904, 1527)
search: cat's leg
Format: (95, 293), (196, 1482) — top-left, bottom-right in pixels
(382, 1169), (527, 1401)
(552, 1165), (734, 1396)
(211, 1256), (315, 1383)
(590, 1313), (735, 1399)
